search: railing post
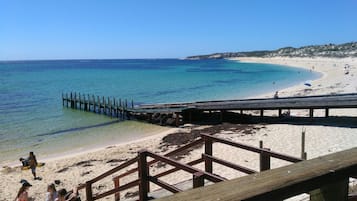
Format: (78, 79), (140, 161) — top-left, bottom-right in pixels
(309, 108), (314, 118)
(204, 136), (213, 173)
(86, 181), (94, 201)
(113, 177), (120, 201)
(301, 128), (307, 160)
(325, 108), (329, 118)
(310, 178), (349, 201)
(193, 172), (205, 188)
(259, 141), (270, 171)
(138, 150), (149, 201)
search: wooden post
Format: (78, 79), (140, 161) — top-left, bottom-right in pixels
(259, 141), (270, 171)
(193, 172), (205, 188)
(204, 136), (213, 173)
(85, 182), (94, 201)
(325, 108), (329, 118)
(278, 109), (282, 117)
(113, 178), (120, 201)
(92, 95), (95, 112)
(301, 128), (307, 160)
(108, 97), (111, 117)
(113, 98), (116, 117)
(70, 92), (73, 108)
(309, 108), (314, 118)
(103, 96), (106, 114)
(240, 109), (243, 114)
(97, 96), (100, 113)
(310, 178), (349, 201)
(138, 150), (149, 201)
(175, 113), (179, 127)
(74, 92), (77, 109)
(189, 111), (192, 123)
(79, 93), (81, 110)
(260, 109), (264, 117)
(66, 93), (69, 107)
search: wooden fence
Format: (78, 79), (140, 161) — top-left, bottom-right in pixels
(155, 147), (357, 201)
(77, 133), (304, 201)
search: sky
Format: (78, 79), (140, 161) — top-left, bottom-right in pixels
(0, 0), (356, 60)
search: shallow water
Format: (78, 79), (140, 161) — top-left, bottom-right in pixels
(0, 59), (320, 164)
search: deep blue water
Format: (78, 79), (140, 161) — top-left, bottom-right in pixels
(0, 59), (320, 163)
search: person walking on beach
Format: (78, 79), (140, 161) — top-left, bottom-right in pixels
(28, 152), (38, 180)
(46, 183), (58, 201)
(15, 181), (32, 201)
(274, 91), (279, 99)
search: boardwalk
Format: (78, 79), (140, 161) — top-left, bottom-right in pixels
(62, 93), (357, 125)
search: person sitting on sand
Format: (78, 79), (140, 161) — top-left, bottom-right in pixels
(55, 187), (80, 201)
(28, 152), (38, 180)
(19, 157), (29, 167)
(46, 183), (58, 201)
(16, 181), (32, 201)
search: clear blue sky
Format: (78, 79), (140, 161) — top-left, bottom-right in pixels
(1, 0), (356, 60)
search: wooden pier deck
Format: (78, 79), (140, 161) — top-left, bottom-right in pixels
(62, 92), (357, 125)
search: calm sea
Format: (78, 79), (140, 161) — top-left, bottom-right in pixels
(0, 59), (320, 164)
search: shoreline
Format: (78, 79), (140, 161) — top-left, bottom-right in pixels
(231, 57), (356, 98)
(1, 56), (356, 201)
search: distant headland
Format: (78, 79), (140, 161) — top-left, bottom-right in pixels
(186, 42), (357, 59)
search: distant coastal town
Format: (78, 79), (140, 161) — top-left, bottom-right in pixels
(186, 42), (357, 59)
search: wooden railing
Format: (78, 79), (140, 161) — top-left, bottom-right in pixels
(155, 147), (357, 201)
(77, 133), (306, 201)
(201, 133), (303, 174)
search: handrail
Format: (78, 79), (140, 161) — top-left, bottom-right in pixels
(145, 150), (226, 183)
(87, 156), (138, 184)
(80, 133), (305, 201)
(148, 176), (182, 193)
(113, 138), (204, 180)
(153, 158), (204, 178)
(154, 147), (357, 201)
(93, 179), (139, 200)
(202, 154), (257, 174)
(201, 133), (303, 163)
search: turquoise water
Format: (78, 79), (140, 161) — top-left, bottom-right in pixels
(0, 59), (320, 164)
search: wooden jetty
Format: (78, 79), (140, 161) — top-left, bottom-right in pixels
(62, 92), (134, 119)
(74, 133), (357, 201)
(62, 92), (357, 126)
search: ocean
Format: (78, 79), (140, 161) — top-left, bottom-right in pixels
(0, 59), (320, 164)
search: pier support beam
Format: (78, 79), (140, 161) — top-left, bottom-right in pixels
(309, 109), (314, 118)
(325, 108), (329, 118)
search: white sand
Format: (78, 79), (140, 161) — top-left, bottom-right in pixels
(1, 57), (356, 201)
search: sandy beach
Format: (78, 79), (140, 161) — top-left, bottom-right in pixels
(1, 57), (357, 201)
